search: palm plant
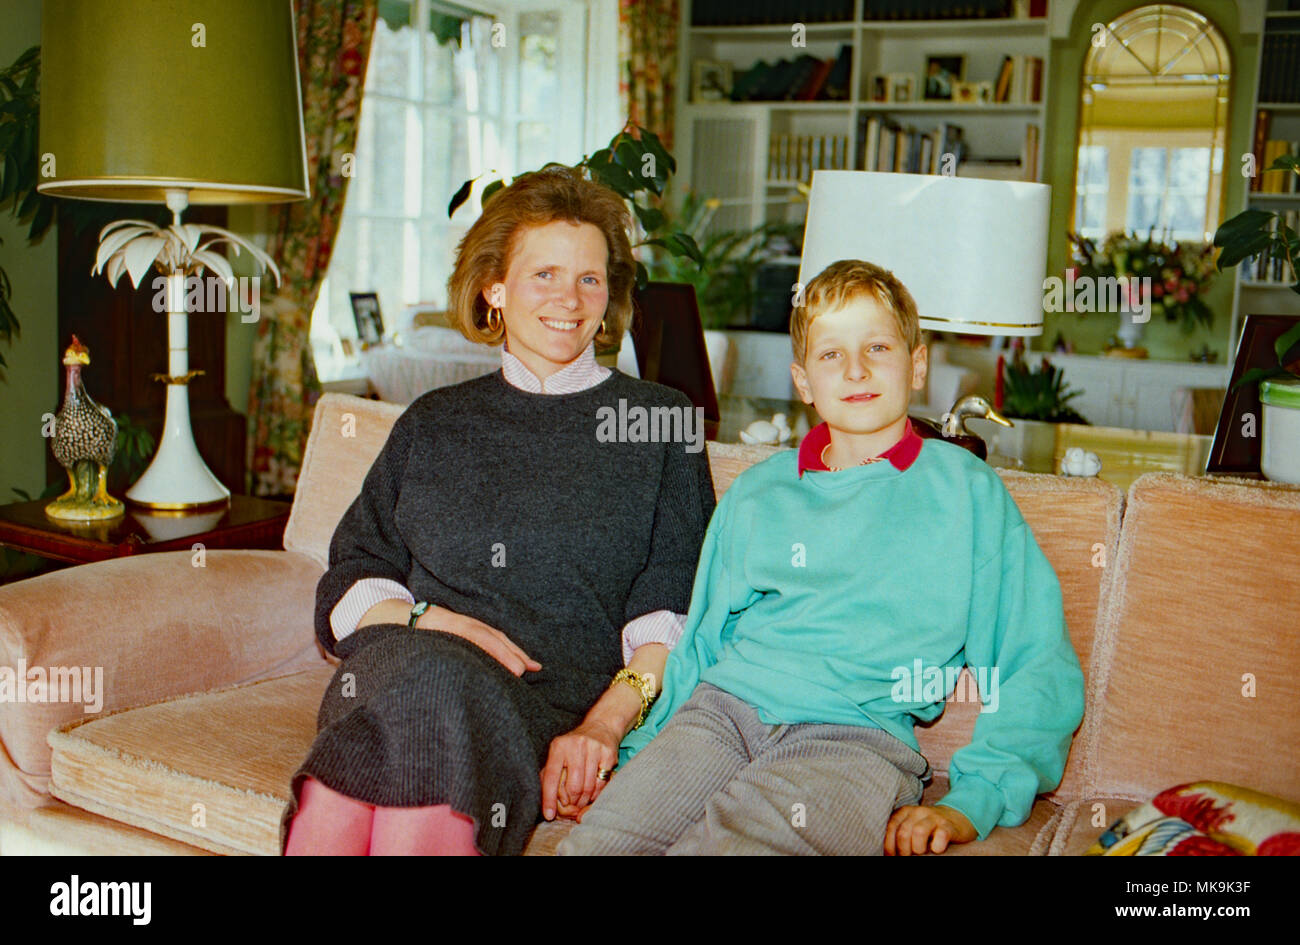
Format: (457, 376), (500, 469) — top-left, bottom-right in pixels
(1000, 351), (1089, 424)
(643, 189), (803, 330)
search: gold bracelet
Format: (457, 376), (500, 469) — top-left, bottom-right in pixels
(611, 668), (657, 729)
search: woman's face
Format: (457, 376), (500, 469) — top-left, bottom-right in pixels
(482, 219), (610, 381)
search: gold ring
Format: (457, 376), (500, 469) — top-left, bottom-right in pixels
(596, 767), (612, 782)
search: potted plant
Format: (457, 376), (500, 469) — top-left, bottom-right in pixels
(1213, 152), (1300, 482)
(641, 189), (802, 331)
(1068, 229), (1217, 344)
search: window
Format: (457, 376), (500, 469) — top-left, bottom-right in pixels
(1073, 145), (1108, 240)
(1125, 145), (1217, 240)
(312, 0), (593, 380)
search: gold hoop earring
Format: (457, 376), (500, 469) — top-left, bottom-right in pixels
(486, 307), (502, 333)
(600, 318), (608, 336)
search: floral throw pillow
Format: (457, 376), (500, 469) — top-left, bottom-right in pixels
(1087, 781), (1300, 855)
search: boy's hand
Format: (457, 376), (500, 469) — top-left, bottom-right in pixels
(884, 804), (977, 855)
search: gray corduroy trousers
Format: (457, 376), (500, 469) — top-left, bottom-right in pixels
(559, 682), (932, 855)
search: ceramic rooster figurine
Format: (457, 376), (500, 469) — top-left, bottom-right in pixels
(45, 335), (125, 521)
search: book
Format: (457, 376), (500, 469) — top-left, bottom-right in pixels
(1252, 110), (1272, 191)
(823, 45), (853, 100)
(796, 57), (835, 100)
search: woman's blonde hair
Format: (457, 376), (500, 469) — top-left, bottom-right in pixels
(790, 259), (924, 362)
(446, 165), (636, 347)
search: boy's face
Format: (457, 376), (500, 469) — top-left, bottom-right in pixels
(790, 294), (927, 438)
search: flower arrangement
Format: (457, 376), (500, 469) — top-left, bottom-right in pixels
(1068, 230), (1216, 334)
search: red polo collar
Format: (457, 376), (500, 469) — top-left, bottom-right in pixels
(797, 417), (923, 477)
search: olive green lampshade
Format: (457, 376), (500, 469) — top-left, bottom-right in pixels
(37, 0), (309, 204)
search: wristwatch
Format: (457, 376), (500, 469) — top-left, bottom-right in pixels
(408, 601), (431, 627)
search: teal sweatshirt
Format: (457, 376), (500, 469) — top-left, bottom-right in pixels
(620, 428), (1086, 841)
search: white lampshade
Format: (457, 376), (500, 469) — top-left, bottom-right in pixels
(798, 171), (1050, 336)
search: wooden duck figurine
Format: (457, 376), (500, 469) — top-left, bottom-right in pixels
(910, 395), (1013, 462)
(45, 335), (125, 521)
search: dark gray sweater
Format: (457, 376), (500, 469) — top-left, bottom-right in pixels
(314, 369), (716, 715)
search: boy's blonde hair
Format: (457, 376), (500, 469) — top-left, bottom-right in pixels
(791, 259), (924, 362)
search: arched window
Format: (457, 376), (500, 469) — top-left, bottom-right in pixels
(1072, 4), (1230, 243)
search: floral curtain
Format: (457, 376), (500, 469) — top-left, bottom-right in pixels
(246, 0), (378, 498)
(618, 0), (678, 152)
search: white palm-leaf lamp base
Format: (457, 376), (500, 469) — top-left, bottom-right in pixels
(92, 192), (282, 509)
(126, 302), (230, 509)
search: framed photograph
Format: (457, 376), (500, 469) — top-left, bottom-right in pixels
(869, 73), (892, 103)
(923, 54), (966, 101)
(888, 73), (915, 103)
(952, 80), (979, 105)
(1206, 314), (1298, 476)
(350, 291), (385, 347)
(692, 59), (732, 102)
(976, 80), (994, 104)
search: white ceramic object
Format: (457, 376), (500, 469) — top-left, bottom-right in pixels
(739, 413), (793, 445)
(1260, 377), (1300, 484)
(1060, 447), (1102, 477)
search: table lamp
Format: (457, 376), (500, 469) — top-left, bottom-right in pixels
(798, 170), (1051, 456)
(37, 0), (309, 509)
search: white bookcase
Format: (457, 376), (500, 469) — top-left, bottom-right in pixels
(1232, 2), (1300, 340)
(673, 1), (1051, 240)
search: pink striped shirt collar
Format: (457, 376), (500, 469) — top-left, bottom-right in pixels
(501, 341), (610, 394)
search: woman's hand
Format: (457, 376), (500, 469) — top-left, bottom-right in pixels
(539, 719), (622, 821)
(416, 605), (541, 676)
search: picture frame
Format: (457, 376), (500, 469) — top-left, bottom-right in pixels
(888, 73), (915, 103)
(350, 291), (385, 347)
(692, 59), (732, 102)
(923, 55), (965, 101)
(976, 80), (994, 104)
(952, 80), (979, 105)
(1206, 314), (1298, 476)
(869, 73), (892, 103)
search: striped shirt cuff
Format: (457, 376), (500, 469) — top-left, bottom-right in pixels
(330, 578), (416, 643)
(622, 610), (688, 665)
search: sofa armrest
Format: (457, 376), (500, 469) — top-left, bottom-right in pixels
(0, 549), (327, 809)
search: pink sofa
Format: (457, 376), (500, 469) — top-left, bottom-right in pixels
(1, 392), (1297, 855)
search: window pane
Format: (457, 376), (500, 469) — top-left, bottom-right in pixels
(517, 121), (552, 174)
(419, 221), (469, 306)
(470, 17), (501, 115)
(367, 99), (412, 216)
(519, 12), (560, 116)
(423, 111), (472, 223)
(368, 17), (414, 97)
(365, 219), (409, 313)
(423, 27), (458, 105)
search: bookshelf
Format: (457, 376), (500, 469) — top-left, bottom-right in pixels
(673, 0), (1051, 243)
(1237, 1), (1300, 326)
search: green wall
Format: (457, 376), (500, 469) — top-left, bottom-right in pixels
(1038, 0), (1260, 362)
(0, 0), (58, 500)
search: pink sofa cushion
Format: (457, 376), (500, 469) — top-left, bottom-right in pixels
(0, 550), (326, 810)
(1083, 473), (1300, 803)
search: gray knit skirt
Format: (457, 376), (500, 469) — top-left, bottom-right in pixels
(280, 623), (593, 856)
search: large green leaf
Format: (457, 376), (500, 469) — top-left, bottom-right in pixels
(1213, 208), (1274, 247)
(1230, 365), (1288, 393)
(1215, 230), (1275, 270)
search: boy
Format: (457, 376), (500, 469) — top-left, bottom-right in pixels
(559, 260), (1085, 855)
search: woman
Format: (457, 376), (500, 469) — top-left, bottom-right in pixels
(282, 165), (715, 856)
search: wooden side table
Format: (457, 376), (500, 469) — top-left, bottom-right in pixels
(0, 495), (291, 568)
